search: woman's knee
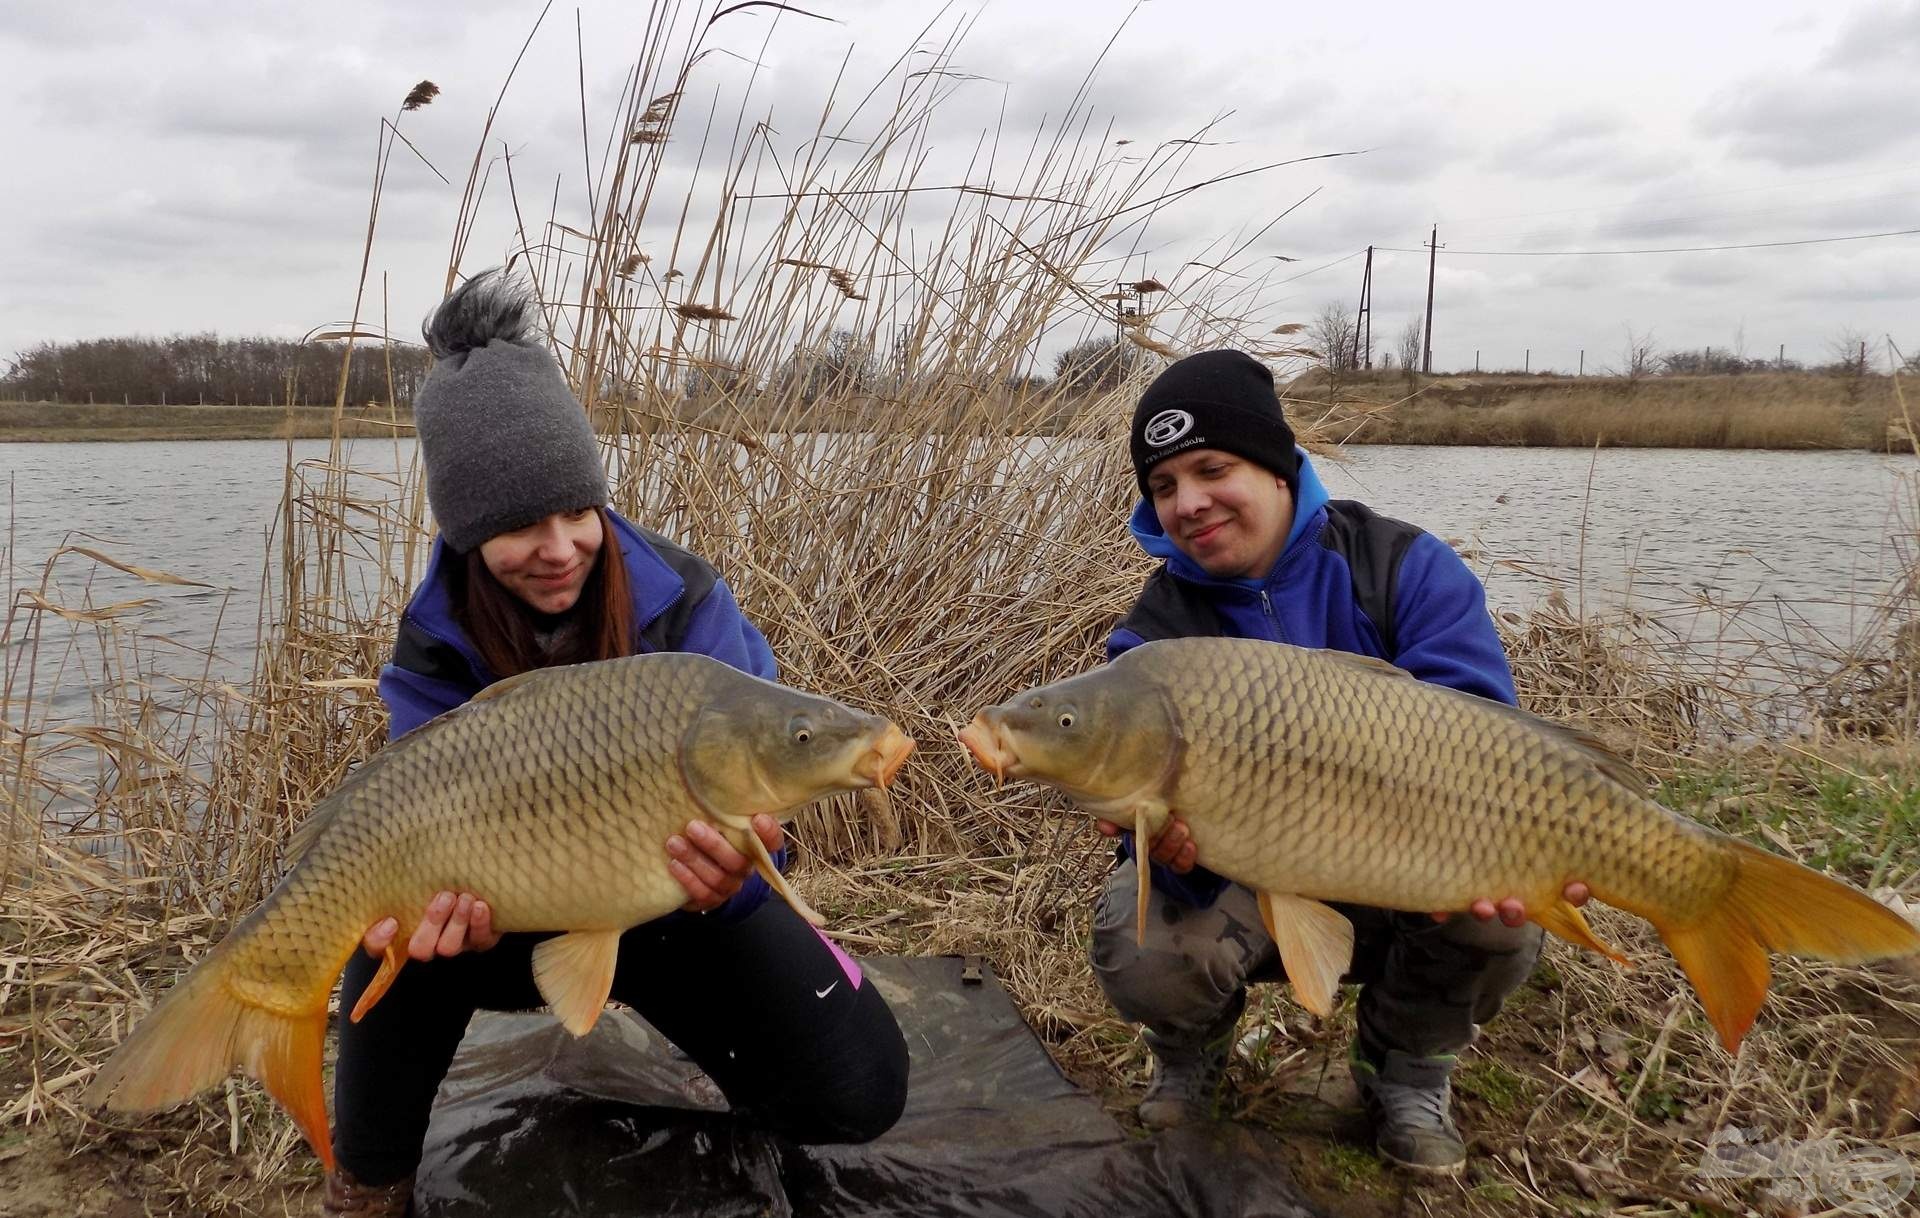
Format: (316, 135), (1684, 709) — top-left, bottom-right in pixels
(761, 984), (909, 1144)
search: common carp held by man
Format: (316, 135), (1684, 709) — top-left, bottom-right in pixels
(958, 637), (1919, 1052)
(85, 653), (914, 1169)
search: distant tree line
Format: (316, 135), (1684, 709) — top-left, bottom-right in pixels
(0, 335), (434, 407)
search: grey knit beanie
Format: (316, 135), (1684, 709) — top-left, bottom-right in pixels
(414, 268), (609, 553)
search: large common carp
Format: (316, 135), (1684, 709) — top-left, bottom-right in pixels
(85, 652), (915, 1168)
(958, 637), (1919, 1052)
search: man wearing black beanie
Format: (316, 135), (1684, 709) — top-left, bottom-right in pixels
(1087, 349), (1588, 1175)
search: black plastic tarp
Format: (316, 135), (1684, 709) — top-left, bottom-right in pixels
(416, 955), (1324, 1217)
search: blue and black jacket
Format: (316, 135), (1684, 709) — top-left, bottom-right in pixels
(379, 507), (782, 921)
(1108, 450), (1518, 908)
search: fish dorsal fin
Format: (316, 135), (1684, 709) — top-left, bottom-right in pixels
(1315, 649), (1413, 681)
(285, 802), (341, 865)
(1315, 646), (1650, 794)
(1508, 710), (1648, 793)
(469, 667), (553, 703)
(286, 673), (544, 865)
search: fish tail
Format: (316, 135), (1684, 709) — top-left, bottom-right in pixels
(1652, 838), (1920, 1054)
(84, 931), (344, 1171)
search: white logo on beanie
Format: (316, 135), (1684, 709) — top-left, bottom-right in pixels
(1143, 409), (1194, 448)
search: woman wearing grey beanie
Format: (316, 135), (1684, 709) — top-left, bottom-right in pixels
(320, 269), (908, 1215)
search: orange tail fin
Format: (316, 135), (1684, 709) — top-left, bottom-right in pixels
(1653, 838), (1920, 1054)
(83, 940), (341, 1171)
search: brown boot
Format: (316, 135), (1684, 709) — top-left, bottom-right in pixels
(321, 1165), (415, 1217)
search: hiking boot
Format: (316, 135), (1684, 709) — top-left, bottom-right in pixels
(322, 1165), (415, 1217)
(1138, 1033), (1230, 1130)
(1136, 995), (1243, 1132)
(1350, 1047), (1466, 1175)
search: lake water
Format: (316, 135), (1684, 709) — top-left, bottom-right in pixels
(3, 440), (1914, 710)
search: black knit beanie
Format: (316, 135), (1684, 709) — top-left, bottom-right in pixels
(413, 269), (609, 553)
(1129, 349), (1299, 496)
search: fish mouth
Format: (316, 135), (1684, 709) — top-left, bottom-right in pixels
(956, 713), (1017, 785)
(856, 723), (916, 788)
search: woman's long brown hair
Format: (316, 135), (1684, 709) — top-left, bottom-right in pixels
(450, 507), (635, 678)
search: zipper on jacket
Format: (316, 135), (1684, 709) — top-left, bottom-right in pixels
(1259, 589), (1274, 619)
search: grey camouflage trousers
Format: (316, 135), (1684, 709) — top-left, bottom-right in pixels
(1089, 857), (1544, 1061)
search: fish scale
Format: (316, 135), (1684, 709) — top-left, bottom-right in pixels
(959, 636), (1920, 1053)
(85, 650), (914, 1171)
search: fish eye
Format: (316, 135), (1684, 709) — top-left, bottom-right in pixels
(789, 715), (814, 744)
(1058, 711), (1075, 729)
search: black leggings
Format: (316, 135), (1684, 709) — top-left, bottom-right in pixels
(332, 900), (910, 1186)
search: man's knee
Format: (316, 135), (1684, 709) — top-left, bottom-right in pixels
(1088, 864), (1268, 1036)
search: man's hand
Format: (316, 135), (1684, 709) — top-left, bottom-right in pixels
(1433, 882), (1592, 926)
(1096, 815), (1198, 875)
(362, 890), (501, 960)
(669, 814), (783, 912)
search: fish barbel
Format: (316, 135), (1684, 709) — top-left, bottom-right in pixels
(958, 637), (1919, 1051)
(85, 652), (915, 1168)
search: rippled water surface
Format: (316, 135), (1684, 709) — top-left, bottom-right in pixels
(4, 441), (1912, 705)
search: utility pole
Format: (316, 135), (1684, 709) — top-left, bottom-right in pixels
(1353, 246), (1375, 370)
(1525, 348), (1530, 374)
(1579, 349), (1584, 377)
(1422, 225), (1438, 374)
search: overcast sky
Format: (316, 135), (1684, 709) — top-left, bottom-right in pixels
(2, 0), (1916, 377)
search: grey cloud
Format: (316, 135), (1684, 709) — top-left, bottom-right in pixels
(1701, 4), (1920, 168)
(1818, 0), (1920, 67)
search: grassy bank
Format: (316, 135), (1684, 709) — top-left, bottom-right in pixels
(1293, 370), (1915, 450)
(0, 401), (415, 442)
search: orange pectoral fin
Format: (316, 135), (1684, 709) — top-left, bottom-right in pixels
(1134, 811), (1152, 947)
(349, 944), (407, 1023)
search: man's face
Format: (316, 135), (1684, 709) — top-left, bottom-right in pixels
(1146, 448), (1294, 580)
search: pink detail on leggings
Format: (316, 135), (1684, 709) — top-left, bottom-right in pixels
(813, 927), (863, 989)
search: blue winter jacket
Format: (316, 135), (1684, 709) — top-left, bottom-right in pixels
(379, 508), (783, 921)
(1107, 450), (1518, 908)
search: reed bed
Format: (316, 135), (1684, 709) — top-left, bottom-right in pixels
(1299, 371), (1907, 451)
(3, 4), (1917, 1214)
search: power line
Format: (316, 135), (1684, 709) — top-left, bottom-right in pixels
(1374, 225), (1920, 257)
(1270, 248), (1363, 286)
(1435, 163), (1920, 230)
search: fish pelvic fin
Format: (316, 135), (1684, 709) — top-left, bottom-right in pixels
(745, 828), (825, 926)
(1259, 892), (1354, 1018)
(82, 939), (338, 1171)
(532, 930), (622, 1037)
(1654, 838), (1920, 1054)
(1534, 898), (1631, 967)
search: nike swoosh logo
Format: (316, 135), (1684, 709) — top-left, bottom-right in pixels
(815, 981), (839, 999)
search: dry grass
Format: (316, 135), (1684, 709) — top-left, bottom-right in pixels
(3, 4), (1918, 1216)
(1296, 370), (1909, 451)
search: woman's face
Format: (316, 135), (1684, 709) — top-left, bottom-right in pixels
(478, 508), (604, 614)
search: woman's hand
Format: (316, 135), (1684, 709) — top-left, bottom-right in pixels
(669, 814), (783, 912)
(1432, 882), (1592, 926)
(1096, 815), (1199, 875)
(362, 891), (501, 960)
